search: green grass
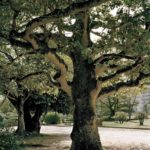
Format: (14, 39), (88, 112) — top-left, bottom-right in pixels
(102, 119), (150, 129)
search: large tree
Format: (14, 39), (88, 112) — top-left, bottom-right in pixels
(0, 0), (150, 149)
(0, 42), (54, 135)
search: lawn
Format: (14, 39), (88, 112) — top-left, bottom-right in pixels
(102, 119), (150, 129)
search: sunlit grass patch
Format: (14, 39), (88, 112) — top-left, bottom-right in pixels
(102, 119), (150, 129)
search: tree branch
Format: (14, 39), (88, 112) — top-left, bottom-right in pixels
(0, 50), (14, 62)
(22, 0), (110, 49)
(99, 72), (150, 97)
(8, 51), (37, 64)
(98, 57), (143, 82)
(43, 71), (61, 88)
(9, 30), (32, 49)
(46, 50), (72, 98)
(0, 32), (9, 41)
(10, 71), (44, 82)
(24, 0), (109, 35)
(81, 12), (91, 47)
(93, 52), (136, 65)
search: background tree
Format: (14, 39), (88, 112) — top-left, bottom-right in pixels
(119, 88), (140, 120)
(97, 88), (139, 120)
(0, 44), (72, 134)
(0, 43), (55, 135)
(100, 94), (120, 120)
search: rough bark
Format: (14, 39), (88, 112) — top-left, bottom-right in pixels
(71, 53), (102, 150)
(9, 96), (42, 133)
(24, 100), (43, 133)
(16, 98), (25, 135)
(31, 105), (43, 133)
(71, 100), (102, 150)
(24, 101), (33, 132)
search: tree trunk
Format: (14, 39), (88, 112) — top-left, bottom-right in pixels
(24, 100), (42, 133)
(139, 119), (144, 126)
(109, 109), (115, 119)
(7, 92), (42, 133)
(16, 99), (25, 135)
(71, 100), (102, 150)
(128, 112), (132, 121)
(71, 54), (102, 150)
(31, 105), (43, 133)
(24, 100), (33, 132)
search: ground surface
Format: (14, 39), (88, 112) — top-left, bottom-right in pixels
(22, 125), (150, 150)
(102, 119), (150, 129)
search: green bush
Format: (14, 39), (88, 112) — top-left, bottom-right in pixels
(44, 112), (60, 124)
(0, 128), (20, 150)
(0, 112), (17, 127)
(4, 112), (18, 127)
(97, 118), (103, 126)
(136, 112), (146, 125)
(102, 116), (113, 121)
(114, 111), (127, 124)
(62, 114), (73, 125)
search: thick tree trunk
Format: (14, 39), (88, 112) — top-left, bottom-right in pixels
(71, 100), (102, 150)
(16, 99), (25, 135)
(31, 105), (43, 133)
(71, 54), (102, 150)
(24, 100), (42, 133)
(7, 92), (42, 133)
(24, 101), (33, 132)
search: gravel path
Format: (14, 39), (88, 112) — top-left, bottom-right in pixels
(40, 126), (150, 150)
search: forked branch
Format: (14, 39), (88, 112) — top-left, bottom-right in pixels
(93, 52), (136, 65)
(99, 72), (150, 97)
(46, 50), (72, 98)
(23, 0), (110, 48)
(98, 57), (143, 81)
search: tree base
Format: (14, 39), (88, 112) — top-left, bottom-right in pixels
(70, 125), (102, 150)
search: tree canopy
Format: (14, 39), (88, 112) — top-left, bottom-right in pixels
(0, 0), (150, 149)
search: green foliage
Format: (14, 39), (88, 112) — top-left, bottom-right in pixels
(0, 114), (4, 128)
(0, 112), (18, 127)
(96, 118), (103, 127)
(4, 112), (18, 127)
(136, 112), (146, 125)
(114, 111), (127, 124)
(0, 128), (20, 150)
(44, 112), (60, 124)
(0, 100), (17, 127)
(50, 90), (72, 114)
(0, 100), (16, 114)
(29, 89), (72, 115)
(62, 114), (73, 125)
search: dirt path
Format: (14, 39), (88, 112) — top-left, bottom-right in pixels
(39, 125), (150, 150)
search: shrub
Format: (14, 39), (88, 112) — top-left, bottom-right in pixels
(0, 112), (17, 127)
(4, 112), (18, 127)
(0, 128), (20, 150)
(44, 112), (60, 124)
(114, 112), (127, 124)
(62, 114), (73, 125)
(136, 112), (146, 125)
(97, 118), (103, 126)
(101, 116), (112, 121)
